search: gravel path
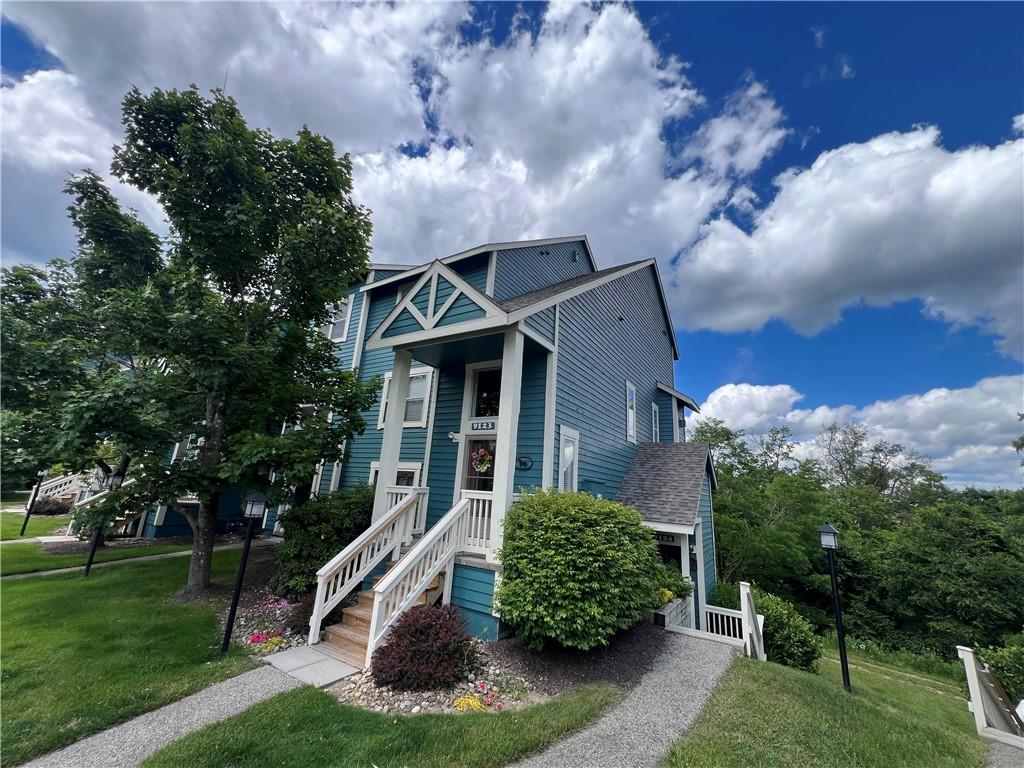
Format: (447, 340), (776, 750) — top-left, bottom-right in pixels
(22, 667), (301, 768)
(512, 632), (738, 768)
(987, 743), (1023, 768)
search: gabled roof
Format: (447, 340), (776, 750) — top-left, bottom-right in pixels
(497, 261), (643, 312)
(362, 235), (595, 293)
(617, 442), (717, 528)
(656, 382), (701, 413)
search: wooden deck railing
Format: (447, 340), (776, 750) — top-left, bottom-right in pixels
(307, 489), (422, 645)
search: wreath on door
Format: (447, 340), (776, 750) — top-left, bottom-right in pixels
(471, 446), (493, 475)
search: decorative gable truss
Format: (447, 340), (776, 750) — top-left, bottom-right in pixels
(366, 262), (509, 349)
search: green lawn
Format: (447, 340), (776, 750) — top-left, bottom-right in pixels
(1, 552), (254, 766)
(0, 492), (30, 509)
(0, 512), (70, 540)
(664, 650), (985, 768)
(1, 541), (191, 576)
(143, 684), (622, 768)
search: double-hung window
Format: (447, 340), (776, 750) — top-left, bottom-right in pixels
(378, 367), (433, 429)
(625, 381), (637, 444)
(652, 402), (660, 443)
(321, 298), (351, 342)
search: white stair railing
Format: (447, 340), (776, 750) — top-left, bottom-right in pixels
(365, 497), (474, 666)
(308, 491), (420, 645)
(459, 490), (493, 554)
(740, 581), (767, 661)
(958, 645), (1024, 748)
(385, 486), (429, 535)
(37, 473), (85, 500)
(703, 605), (744, 640)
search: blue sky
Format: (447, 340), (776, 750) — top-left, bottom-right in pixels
(1, 2), (1021, 485)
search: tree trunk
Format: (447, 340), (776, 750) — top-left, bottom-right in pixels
(185, 492), (219, 593)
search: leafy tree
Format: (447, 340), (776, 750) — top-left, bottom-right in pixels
(5, 87), (378, 592)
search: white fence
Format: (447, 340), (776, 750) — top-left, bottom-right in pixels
(459, 490), (493, 554)
(958, 645), (1024, 749)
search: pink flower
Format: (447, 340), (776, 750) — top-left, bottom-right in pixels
(496, 703), (505, 711)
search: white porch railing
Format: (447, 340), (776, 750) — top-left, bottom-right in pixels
(365, 496), (480, 666)
(740, 581), (767, 661)
(385, 486), (429, 535)
(308, 490), (421, 645)
(704, 605), (743, 640)
(958, 645), (1024, 749)
(460, 490), (493, 554)
(37, 473), (85, 500)
(691, 582), (765, 661)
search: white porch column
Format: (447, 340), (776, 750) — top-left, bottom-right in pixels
(372, 348), (412, 520)
(694, 521), (706, 618)
(489, 327), (524, 562)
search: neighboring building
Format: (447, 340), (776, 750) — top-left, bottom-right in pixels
(297, 235), (720, 667)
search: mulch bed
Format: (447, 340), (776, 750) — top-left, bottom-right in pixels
(485, 622), (670, 696)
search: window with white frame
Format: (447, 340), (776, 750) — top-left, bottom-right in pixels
(559, 426), (580, 492)
(652, 402), (660, 443)
(369, 461), (421, 488)
(320, 298), (351, 342)
(625, 381), (637, 443)
(378, 367), (433, 428)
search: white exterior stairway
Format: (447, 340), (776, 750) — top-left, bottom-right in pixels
(308, 486), (494, 668)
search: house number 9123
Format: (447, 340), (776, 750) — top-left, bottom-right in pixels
(470, 420), (496, 431)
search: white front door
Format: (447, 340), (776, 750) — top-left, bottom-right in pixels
(456, 363), (503, 500)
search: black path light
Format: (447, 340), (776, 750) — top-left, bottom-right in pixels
(820, 522), (852, 692)
(84, 469), (126, 577)
(19, 470), (47, 537)
(221, 491), (268, 655)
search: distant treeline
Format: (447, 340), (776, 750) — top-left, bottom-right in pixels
(695, 419), (1024, 657)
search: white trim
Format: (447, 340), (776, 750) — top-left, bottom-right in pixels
(368, 461), (422, 487)
(558, 425), (580, 492)
(324, 296), (352, 343)
(453, 359), (503, 505)
(671, 398), (681, 443)
(541, 305), (560, 489)
(656, 382), (701, 414)
(421, 364), (440, 486)
(428, 272), (438, 318)
(350, 291), (370, 372)
(505, 260), (653, 324)
(485, 250), (496, 296)
(642, 520), (695, 536)
(517, 320), (556, 352)
(377, 367), (434, 429)
(625, 381), (637, 444)
(695, 519), (707, 606)
(369, 315), (508, 349)
(489, 327), (525, 560)
(652, 402), (660, 443)
(361, 235), (595, 293)
(373, 348), (412, 519)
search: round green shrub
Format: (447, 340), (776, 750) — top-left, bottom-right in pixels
(496, 491), (662, 650)
(757, 590), (822, 672)
(271, 484), (373, 600)
(371, 605), (476, 690)
(655, 561), (693, 601)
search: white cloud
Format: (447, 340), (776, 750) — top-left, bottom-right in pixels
(696, 375), (1024, 488)
(837, 54), (856, 80)
(1014, 114), (1024, 135)
(811, 26), (827, 49)
(673, 126), (1024, 358)
(684, 79), (789, 176)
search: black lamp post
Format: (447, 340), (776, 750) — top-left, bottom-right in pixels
(221, 491), (268, 654)
(19, 470), (47, 537)
(819, 522), (851, 692)
(84, 469), (125, 577)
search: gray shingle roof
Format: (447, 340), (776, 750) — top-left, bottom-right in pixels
(497, 261), (646, 313)
(616, 442), (715, 527)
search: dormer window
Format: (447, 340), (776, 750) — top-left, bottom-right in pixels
(321, 299), (351, 342)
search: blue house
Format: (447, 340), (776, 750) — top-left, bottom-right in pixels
(300, 236), (721, 668)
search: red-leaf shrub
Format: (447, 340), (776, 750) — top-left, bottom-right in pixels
(371, 604), (476, 690)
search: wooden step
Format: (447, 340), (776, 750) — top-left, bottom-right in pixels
(325, 622), (369, 660)
(342, 602), (372, 631)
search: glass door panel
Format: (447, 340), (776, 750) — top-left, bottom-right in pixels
(465, 438), (496, 492)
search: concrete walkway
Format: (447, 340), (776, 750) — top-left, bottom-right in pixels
(22, 667), (301, 768)
(1, 538), (280, 580)
(513, 632), (739, 768)
(987, 743), (1023, 768)
(266, 643), (359, 687)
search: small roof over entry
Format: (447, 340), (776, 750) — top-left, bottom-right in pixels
(616, 442), (717, 530)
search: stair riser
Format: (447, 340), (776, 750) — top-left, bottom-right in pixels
(326, 632), (368, 658)
(343, 612), (370, 631)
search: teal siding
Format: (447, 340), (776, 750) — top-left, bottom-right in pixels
(523, 307), (556, 343)
(382, 307), (424, 338)
(493, 241), (591, 301)
(449, 252), (490, 293)
(553, 266), (675, 499)
(514, 351), (547, 490)
(699, 474), (717, 602)
(451, 564), (501, 639)
(334, 284), (367, 371)
(437, 293), (486, 327)
(340, 285), (430, 489)
(655, 390), (675, 443)
(435, 275), (456, 307)
(425, 365), (465, 526)
(411, 281), (431, 315)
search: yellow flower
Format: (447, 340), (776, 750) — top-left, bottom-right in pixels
(453, 695), (486, 712)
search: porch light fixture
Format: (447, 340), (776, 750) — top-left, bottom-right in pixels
(819, 522), (851, 692)
(222, 491), (268, 654)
